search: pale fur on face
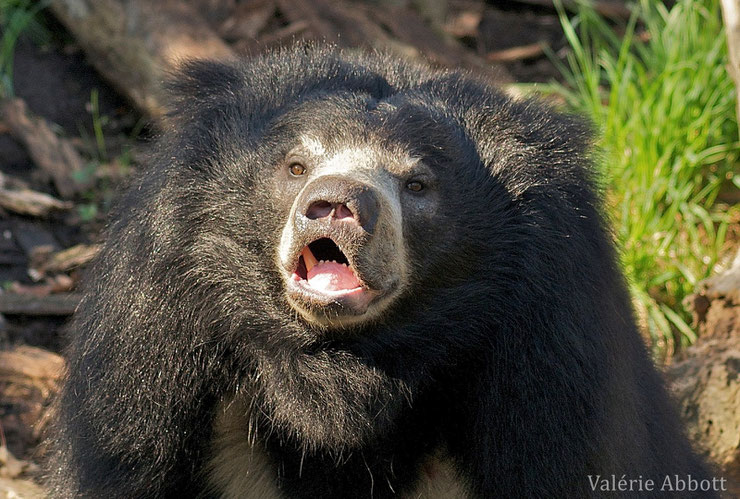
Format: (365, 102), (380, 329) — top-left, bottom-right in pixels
(277, 136), (415, 327)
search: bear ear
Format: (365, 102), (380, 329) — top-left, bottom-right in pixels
(164, 59), (246, 113)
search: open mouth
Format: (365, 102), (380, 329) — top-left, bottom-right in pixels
(292, 238), (364, 297)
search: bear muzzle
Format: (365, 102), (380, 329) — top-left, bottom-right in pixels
(279, 176), (403, 325)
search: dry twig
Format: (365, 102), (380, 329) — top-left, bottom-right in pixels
(0, 99), (88, 198)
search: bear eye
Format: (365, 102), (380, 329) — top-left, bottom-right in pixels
(406, 180), (424, 192)
(289, 163), (306, 176)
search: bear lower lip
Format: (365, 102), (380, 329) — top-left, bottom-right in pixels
(291, 277), (366, 298)
(287, 276), (377, 311)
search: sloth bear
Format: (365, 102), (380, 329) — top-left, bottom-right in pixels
(48, 46), (714, 498)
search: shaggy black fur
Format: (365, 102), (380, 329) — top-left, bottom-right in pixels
(48, 45), (714, 498)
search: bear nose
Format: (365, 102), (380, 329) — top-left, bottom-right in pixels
(299, 176), (379, 234)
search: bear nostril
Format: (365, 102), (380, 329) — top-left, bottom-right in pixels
(306, 200), (333, 220)
(306, 201), (355, 221)
(334, 203), (353, 220)
(298, 177), (377, 232)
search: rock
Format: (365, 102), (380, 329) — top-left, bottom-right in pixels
(666, 249), (740, 495)
(0, 477), (45, 499)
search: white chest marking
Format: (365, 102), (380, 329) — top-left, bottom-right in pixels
(405, 451), (472, 499)
(206, 400), (470, 498)
(205, 400), (283, 499)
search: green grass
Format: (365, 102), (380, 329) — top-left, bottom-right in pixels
(0, 0), (49, 98)
(551, 0), (739, 356)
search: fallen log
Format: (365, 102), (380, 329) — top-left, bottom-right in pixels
(50, 0), (235, 118)
(0, 99), (88, 198)
(0, 187), (72, 217)
(30, 243), (100, 276)
(0, 293), (81, 316)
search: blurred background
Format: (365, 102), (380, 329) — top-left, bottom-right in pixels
(0, 0), (738, 496)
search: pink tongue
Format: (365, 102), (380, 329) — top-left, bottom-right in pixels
(307, 262), (361, 292)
